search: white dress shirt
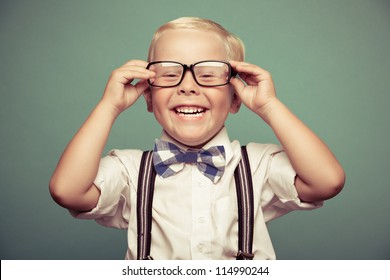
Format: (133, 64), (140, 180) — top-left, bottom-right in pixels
(72, 127), (322, 259)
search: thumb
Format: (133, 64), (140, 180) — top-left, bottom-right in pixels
(230, 76), (246, 96)
(135, 79), (150, 95)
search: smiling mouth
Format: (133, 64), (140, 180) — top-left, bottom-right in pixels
(174, 106), (207, 117)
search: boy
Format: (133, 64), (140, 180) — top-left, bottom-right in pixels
(49, 17), (345, 259)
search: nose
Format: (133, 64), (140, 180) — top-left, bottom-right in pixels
(178, 70), (199, 95)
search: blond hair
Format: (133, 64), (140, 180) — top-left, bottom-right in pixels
(147, 17), (245, 62)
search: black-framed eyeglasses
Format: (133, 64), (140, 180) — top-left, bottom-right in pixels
(146, 60), (236, 88)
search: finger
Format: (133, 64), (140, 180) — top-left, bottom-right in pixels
(229, 75), (247, 94)
(230, 60), (269, 75)
(122, 59), (149, 68)
(134, 79), (150, 95)
(118, 63), (155, 76)
(116, 60), (154, 80)
(229, 60), (255, 72)
(230, 61), (271, 85)
(110, 68), (155, 85)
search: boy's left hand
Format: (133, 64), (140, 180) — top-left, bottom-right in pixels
(230, 62), (345, 202)
(229, 61), (277, 118)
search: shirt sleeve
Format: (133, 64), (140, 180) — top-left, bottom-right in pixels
(70, 149), (141, 229)
(247, 143), (323, 223)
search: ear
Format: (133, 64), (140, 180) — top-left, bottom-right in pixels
(143, 87), (154, 112)
(229, 92), (241, 114)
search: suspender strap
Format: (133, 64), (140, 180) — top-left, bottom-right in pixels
(136, 146), (254, 260)
(234, 146), (255, 260)
(136, 151), (156, 260)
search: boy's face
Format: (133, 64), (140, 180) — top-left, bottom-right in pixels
(145, 29), (241, 148)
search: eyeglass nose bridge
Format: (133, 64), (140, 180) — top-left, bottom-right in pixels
(179, 63), (199, 86)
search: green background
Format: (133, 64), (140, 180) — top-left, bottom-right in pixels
(1, 0), (389, 259)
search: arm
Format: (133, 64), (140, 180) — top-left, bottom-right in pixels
(49, 60), (155, 211)
(230, 61), (345, 202)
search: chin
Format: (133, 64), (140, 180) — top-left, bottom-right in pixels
(177, 136), (209, 148)
(164, 126), (224, 148)
(175, 130), (221, 148)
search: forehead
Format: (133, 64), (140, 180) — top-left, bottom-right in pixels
(151, 29), (228, 63)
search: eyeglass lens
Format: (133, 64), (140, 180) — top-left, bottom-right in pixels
(148, 61), (230, 87)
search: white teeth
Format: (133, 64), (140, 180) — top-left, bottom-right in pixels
(175, 106), (205, 115)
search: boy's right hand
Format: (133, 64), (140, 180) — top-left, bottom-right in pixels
(101, 60), (155, 114)
(50, 60), (156, 211)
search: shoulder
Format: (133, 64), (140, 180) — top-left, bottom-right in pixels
(107, 148), (145, 159)
(102, 148), (146, 170)
(95, 148), (149, 192)
(245, 142), (284, 158)
(243, 142), (286, 171)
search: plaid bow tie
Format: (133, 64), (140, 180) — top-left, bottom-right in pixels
(152, 139), (226, 183)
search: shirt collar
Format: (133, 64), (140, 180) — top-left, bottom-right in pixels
(158, 126), (235, 166)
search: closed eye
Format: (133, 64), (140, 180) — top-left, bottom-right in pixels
(198, 73), (218, 79)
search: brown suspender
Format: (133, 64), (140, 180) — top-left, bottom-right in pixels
(136, 146), (254, 260)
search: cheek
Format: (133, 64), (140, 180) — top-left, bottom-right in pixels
(210, 97), (232, 120)
(150, 89), (167, 108)
(150, 90), (173, 119)
(214, 89), (234, 108)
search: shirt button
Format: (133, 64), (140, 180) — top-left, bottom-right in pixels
(198, 181), (205, 188)
(198, 217), (206, 223)
(197, 243), (204, 252)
